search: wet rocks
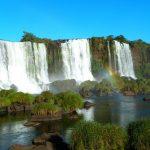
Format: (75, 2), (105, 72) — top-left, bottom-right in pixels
(84, 101), (95, 109)
(123, 91), (135, 96)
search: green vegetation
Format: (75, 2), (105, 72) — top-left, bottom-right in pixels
(34, 91), (55, 105)
(71, 121), (127, 150)
(130, 39), (150, 79)
(127, 120), (150, 150)
(0, 89), (83, 115)
(79, 80), (114, 97)
(0, 90), (34, 108)
(95, 79), (113, 95)
(113, 76), (150, 94)
(55, 91), (83, 112)
(32, 102), (61, 116)
(8, 92), (34, 105)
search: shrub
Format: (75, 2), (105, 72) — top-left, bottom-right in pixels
(34, 91), (55, 104)
(0, 97), (11, 108)
(127, 120), (150, 150)
(95, 79), (113, 95)
(0, 89), (16, 98)
(71, 121), (127, 150)
(32, 102), (61, 116)
(7, 92), (34, 105)
(55, 91), (83, 112)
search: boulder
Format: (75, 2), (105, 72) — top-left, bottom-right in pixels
(84, 101), (95, 109)
(7, 104), (31, 113)
(10, 144), (36, 150)
(123, 91), (135, 96)
(143, 95), (150, 101)
(30, 114), (62, 122)
(50, 79), (77, 93)
(10, 144), (53, 150)
(24, 121), (41, 127)
(32, 133), (51, 145)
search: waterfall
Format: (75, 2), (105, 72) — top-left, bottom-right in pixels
(107, 41), (112, 71)
(0, 40), (49, 93)
(61, 39), (94, 82)
(114, 41), (136, 79)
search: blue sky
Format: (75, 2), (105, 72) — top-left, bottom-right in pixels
(0, 0), (150, 42)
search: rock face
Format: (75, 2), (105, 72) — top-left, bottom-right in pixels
(143, 96), (150, 101)
(10, 143), (53, 150)
(32, 133), (52, 145)
(31, 114), (62, 122)
(7, 104), (31, 113)
(84, 101), (95, 109)
(10, 133), (70, 150)
(50, 79), (77, 93)
(123, 91), (135, 96)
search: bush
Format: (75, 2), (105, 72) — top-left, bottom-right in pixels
(0, 89), (16, 98)
(0, 97), (11, 108)
(95, 79), (113, 95)
(7, 92), (34, 105)
(32, 102), (61, 116)
(127, 120), (150, 150)
(55, 91), (83, 112)
(71, 121), (127, 150)
(34, 91), (55, 105)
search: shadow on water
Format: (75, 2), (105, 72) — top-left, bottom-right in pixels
(0, 94), (150, 149)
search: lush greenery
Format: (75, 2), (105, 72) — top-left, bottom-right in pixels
(127, 120), (150, 150)
(34, 91), (55, 105)
(0, 90), (34, 108)
(71, 120), (150, 150)
(32, 102), (61, 116)
(71, 121), (127, 150)
(130, 39), (150, 79)
(55, 91), (83, 112)
(0, 90), (83, 116)
(79, 76), (150, 97)
(113, 75), (150, 94)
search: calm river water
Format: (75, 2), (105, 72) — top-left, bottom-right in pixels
(0, 94), (150, 150)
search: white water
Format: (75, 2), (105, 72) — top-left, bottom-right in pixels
(61, 39), (94, 82)
(0, 40), (49, 93)
(114, 41), (136, 79)
(107, 41), (112, 70)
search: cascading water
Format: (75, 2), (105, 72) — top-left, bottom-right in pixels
(107, 41), (112, 72)
(0, 40), (49, 93)
(61, 39), (94, 82)
(114, 41), (136, 79)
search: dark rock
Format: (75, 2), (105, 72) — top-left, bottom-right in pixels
(30, 115), (62, 122)
(10, 143), (54, 150)
(123, 91), (135, 96)
(49, 134), (70, 150)
(9, 144), (36, 150)
(50, 79), (77, 93)
(65, 111), (79, 120)
(84, 101), (95, 109)
(143, 96), (150, 101)
(24, 121), (41, 127)
(10, 84), (18, 91)
(7, 104), (31, 113)
(33, 133), (50, 145)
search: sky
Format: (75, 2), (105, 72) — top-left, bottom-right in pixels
(0, 0), (150, 42)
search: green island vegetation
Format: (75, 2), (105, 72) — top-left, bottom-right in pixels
(70, 120), (150, 150)
(79, 76), (150, 97)
(0, 90), (84, 118)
